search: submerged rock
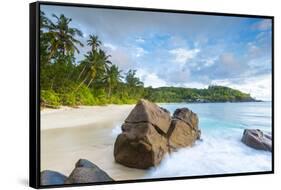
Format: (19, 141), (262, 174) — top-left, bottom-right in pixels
(41, 170), (67, 186)
(65, 159), (113, 184)
(241, 129), (272, 152)
(114, 99), (201, 169)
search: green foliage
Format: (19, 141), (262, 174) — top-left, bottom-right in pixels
(75, 86), (95, 105)
(39, 11), (255, 109)
(41, 90), (61, 108)
(144, 86), (254, 103)
(60, 93), (76, 106)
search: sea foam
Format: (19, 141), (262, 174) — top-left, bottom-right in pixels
(110, 102), (272, 178)
(145, 131), (271, 178)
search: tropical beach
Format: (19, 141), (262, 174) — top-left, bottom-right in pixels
(39, 4), (272, 186)
(41, 101), (272, 182)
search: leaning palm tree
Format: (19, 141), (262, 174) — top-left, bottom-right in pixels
(85, 50), (112, 88)
(77, 35), (105, 81)
(125, 69), (144, 97)
(87, 34), (102, 52)
(47, 14), (84, 61)
(75, 49), (112, 90)
(125, 69), (144, 87)
(97, 49), (111, 71)
(103, 65), (122, 98)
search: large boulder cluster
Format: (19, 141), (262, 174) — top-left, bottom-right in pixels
(114, 99), (201, 169)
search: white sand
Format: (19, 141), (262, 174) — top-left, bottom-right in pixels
(41, 105), (134, 130)
(40, 104), (147, 180)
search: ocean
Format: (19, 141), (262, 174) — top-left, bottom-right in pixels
(145, 102), (272, 178)
(112, 102), (272, 178)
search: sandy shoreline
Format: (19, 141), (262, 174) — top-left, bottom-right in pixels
(41, 104), (134, 130)
(40, 104), (148, 180)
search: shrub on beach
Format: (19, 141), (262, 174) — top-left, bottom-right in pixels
(41, 90), (61, 108)
(60, 93), (77, 106)
(75, 86), (95, 105)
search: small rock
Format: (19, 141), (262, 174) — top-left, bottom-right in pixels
(75, 159), (98, 168)
(241, 129), (272, 151)
(65, 159), (113, 184)
(65, 167), (113, 184)
(41, 170), (67, 186)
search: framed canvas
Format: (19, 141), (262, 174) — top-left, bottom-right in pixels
(29, 1), (274, 189)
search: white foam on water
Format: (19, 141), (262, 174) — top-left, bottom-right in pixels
(145, 131), (271, 178)
(111, 124), (122, 138)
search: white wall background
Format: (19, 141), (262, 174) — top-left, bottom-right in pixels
(0, 0), (279, 189)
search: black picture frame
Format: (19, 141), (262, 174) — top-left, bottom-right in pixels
(29, 1), (274, 189)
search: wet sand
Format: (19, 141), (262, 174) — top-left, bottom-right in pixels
(41, 105), (147, 180)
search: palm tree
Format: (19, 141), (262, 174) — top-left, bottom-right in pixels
(85, 49), (112, 87)
(87, 35), (102, 52)
(77, 35), (105, 81)
(103, 65), (122, 98)
(125, 69), (144, 87)
(40, 11), (51, 30)
(47, 14), (84, 61)
(76, 49), (112, 90)
(125, 70), (144, 97)
(97, 49), (111, 71)
(40, 11), (52, 65)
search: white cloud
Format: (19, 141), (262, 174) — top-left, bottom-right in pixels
(168, 36), (187, 47)
(103, 44), (134, 70)
(203, 57), (217, 67)
(182, 82), (207, 89)
(160, 67), (191, 84)
(248, 43), (261, 57)
(136, 69), (167, 87)
(220, 53), (237, 66)
(135, 47), (147, 57)
(136, 37), (145, 43)
(211, 74), (272, 101)
(169, 48), (200, 65)
(254, 19), (272, 31)
(103, 43), (117, 50)
(216, 53), (244, 75)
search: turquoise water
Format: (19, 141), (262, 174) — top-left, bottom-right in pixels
(145, 102), (272, 177)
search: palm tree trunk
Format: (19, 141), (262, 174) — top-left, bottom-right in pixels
(87, 78), (94, 88)
(108, 85), (111, 98)
(75, 75), (89, 92)
(77, 65), (86, 81)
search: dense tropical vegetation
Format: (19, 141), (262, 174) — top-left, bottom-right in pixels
(40, 12), (255, 108)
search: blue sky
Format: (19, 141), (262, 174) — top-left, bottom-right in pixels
(41, 5), (272, 100)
